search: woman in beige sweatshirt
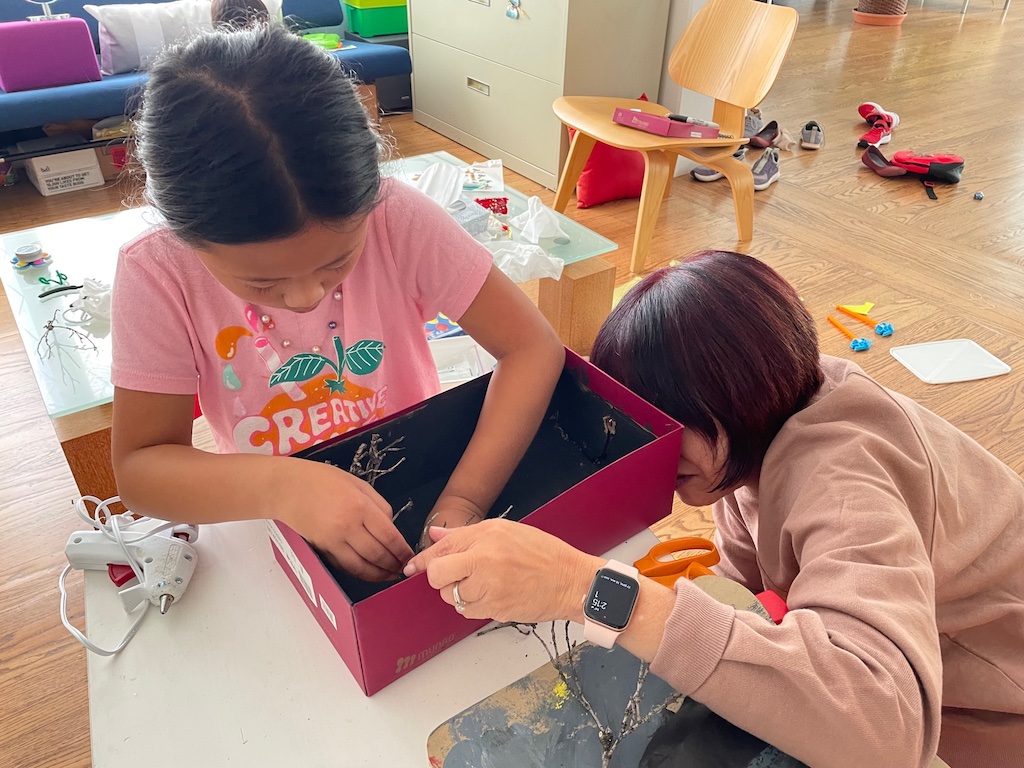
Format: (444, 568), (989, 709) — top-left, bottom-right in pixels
(405, 250), (1024, 768)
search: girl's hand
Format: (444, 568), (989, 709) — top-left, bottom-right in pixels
(403, 519), (603, 623)
(417, 496), (485, 551)
(278, 458), (414, 581)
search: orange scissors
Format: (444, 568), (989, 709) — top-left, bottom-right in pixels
(633, 537), (720, 587)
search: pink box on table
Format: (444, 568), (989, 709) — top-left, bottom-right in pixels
(0, 19), (101, 93)
(612, 107), (721, 139)
(268, 348), (682, 695)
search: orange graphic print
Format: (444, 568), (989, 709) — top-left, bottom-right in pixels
(232, 372), (388, 455)
(215, 325), (253, 360)
(229, 331), (388, 455)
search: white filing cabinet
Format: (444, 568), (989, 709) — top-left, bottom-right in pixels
(409, 0), (672, 189)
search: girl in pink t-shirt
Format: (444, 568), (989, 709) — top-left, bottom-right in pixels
(110, 25), (563, 582)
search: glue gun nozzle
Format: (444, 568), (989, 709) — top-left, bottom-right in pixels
(159, 594), (174, 615)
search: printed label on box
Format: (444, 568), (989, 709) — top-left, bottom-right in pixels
(318, 594), (338, 629)
(394, 633), (457, 675)
(267, 520), (315, 604)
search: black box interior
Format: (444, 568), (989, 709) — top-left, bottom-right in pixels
(294, 367), (655, 603)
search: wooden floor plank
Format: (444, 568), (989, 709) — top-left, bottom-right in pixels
(1, 1), (1022, 763)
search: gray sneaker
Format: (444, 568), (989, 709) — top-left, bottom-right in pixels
(690, 146), (749, 183)
(744, 108), (763, 138)
(751, 148), (780, 191)
(800, 120), (824, 150)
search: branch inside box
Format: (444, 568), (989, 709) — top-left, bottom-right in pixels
(299, 370), (651, 606)
(297, 368), (655, 603)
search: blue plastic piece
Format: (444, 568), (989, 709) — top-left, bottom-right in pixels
(850, 338), (872, 352)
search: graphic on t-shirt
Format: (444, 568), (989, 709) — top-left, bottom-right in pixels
(269, 336), (385, 393)
(233, 369), (388, 456)
(222, 363), (242, 391)
(224, 312), (389, 454)
(215, 325), (253, 360)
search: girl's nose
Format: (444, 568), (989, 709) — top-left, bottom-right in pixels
(283, 280), (326, 311)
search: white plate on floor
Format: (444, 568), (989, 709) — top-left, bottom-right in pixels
(890, 339), (1011, 384)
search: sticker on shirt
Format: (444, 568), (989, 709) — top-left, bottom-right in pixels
(232, 335), (388, 455)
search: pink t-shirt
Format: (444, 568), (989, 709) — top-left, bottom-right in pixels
(111, 179), (492, 455)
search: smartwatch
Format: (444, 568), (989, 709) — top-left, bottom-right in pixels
(582, 560), (640, 648)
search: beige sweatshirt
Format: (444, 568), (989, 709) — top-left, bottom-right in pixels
(650, 356), (1024, 768)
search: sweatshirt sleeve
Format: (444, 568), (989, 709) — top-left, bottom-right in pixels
(651, 418), (944, 768)
(711, 493), (764, 592)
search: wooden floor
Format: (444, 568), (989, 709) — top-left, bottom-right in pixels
(2, 1), (1023, 764)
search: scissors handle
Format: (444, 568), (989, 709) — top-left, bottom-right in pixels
(634, 537), (720, 586)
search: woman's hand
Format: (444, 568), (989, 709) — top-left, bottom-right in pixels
(404, 519), (604, 623)
(277, 457), (414, 581)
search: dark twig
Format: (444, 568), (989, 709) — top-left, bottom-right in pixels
(348, 434), (406, 487)
(392, 499), (413, 523)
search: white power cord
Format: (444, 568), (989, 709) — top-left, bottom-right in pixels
(59, 495), (197, 656)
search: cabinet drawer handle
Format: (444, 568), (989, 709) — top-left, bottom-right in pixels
(467, 0), (490, 5)
(466, 77), (490, 96)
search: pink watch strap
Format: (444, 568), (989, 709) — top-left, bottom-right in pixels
(583, 559), (639, 648)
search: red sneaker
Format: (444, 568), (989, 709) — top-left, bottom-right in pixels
(858, 114), (894, 148)
(857, 101), (901, 127)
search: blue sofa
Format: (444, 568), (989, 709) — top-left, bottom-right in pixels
(0, 0), (411, 134)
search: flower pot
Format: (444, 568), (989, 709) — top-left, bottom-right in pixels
(854, 0), (908, 23)
(853, 8), (908, 24)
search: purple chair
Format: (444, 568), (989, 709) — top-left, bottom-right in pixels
(0, 17), (101, 93)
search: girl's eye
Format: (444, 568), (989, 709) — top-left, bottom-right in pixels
(325, 259), (348, 272)
(249, 284), (276, 294)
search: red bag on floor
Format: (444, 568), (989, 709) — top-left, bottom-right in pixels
(891, 151), (965, 183)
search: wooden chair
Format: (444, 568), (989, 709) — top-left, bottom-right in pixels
(551, 0), (799, 274)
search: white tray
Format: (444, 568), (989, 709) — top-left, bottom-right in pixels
(890, 339), (1011, 384)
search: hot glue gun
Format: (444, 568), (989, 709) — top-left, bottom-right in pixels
(64, 523), (199, 615)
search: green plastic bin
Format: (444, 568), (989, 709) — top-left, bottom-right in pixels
(345, 1), (408, 37)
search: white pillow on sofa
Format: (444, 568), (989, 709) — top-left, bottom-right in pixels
(83, 0), (284, 76)
(84, 0), (214, 75)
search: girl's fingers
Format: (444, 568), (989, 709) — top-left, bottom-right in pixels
(327, 542), (395, 582)
(362, 510), (414, 564)
(352, 475), (394, 518)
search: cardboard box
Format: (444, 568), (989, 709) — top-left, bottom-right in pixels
(268, 349), (682, 695)
(95, 143), (131, 182)
(23, 149), (104, 196)
(612, 108), (721, 139)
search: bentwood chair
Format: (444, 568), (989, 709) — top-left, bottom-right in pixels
(551, 0), (799, 273)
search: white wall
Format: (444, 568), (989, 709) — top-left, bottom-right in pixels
(660, 0), (713, 174)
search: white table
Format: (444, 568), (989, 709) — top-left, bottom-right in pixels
(85, 521), (657, 767)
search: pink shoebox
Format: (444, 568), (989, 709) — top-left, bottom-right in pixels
(0, 19), (101, 93)
(612, 107), (721, 139)
(269, 348), (683, 695)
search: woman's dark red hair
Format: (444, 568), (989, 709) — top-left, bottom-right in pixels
(591, 251), (823, 490)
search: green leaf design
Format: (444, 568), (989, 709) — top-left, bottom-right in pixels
(270, 354), (332, 386)
(333, 336), (346, 370)
(343, 340), (385, 376)
(324, 378), (348, 394)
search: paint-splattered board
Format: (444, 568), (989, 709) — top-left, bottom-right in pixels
(427, 639), (678, 768)
(427, 577), (777, 767)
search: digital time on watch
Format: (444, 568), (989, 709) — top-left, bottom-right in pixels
(582, 560), (640, 648)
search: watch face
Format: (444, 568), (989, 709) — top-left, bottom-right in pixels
(584, 568), (639, 631)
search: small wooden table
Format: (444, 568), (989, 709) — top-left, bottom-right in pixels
(0, 159), (617, 500)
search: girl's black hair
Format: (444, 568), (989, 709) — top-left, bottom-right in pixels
(136, 24), (381, 246)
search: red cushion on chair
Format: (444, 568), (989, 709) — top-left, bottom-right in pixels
(571, 94), (648, 209)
